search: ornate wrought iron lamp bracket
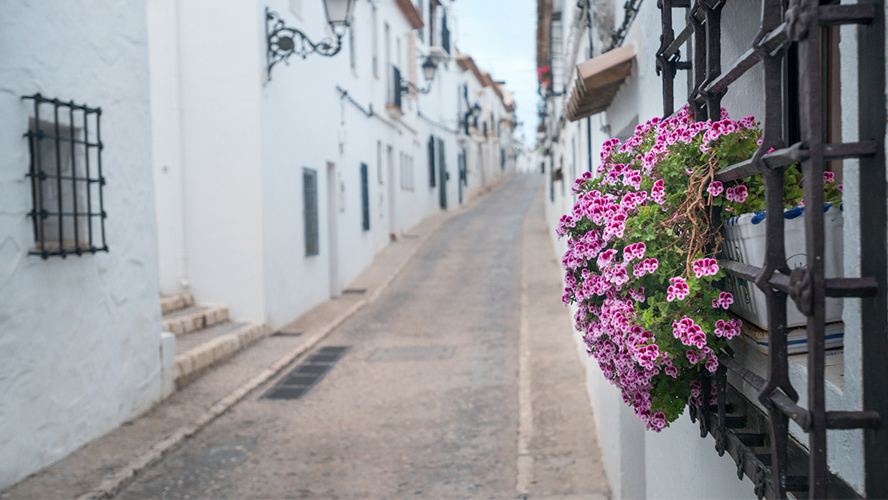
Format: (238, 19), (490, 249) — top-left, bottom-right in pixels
(399, 80), (432, 95)
(265, 8), (344, 80)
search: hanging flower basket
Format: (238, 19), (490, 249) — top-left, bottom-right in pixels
(559, 107), (842, 431)
(538, 65), (553, 88)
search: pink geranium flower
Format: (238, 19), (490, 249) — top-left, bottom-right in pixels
(666, 276), (690, 302)
(692, 258), (719, 279)
(707, 181), (723, 197)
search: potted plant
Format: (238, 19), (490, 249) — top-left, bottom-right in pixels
(538, 65), (553, 88)
(559, 106), (842, 430)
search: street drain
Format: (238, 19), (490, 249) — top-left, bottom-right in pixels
(261, 345), (351, 400)
(271, 331), (303, 337)
(341, 288), (367, 294)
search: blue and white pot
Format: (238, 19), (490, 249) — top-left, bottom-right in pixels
(722, 203), (844, 330)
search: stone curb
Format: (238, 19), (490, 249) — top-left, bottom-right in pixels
(174, 323), (271, 389)
(74, 196), (472, 499)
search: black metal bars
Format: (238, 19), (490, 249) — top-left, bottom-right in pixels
(657, 0), (886, 496)
(22, 93), (107, 259)
(265, 8), (344, 80)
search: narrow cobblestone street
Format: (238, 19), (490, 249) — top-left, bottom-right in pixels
(114, 175), (608, 499)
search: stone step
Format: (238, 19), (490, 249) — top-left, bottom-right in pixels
(160, 293), (195, 315)
(174, 322), (270, 389)
(161, 305), (228, 336)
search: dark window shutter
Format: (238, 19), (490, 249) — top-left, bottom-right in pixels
(360, 163), (370, 231)
(428, 136), (436, 188)
(303, 168), (319, 256)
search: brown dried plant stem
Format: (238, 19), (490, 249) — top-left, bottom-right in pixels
(658, 155), (723, 278)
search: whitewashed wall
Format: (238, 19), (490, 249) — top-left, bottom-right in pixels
(545, 0), (881, 490)
(0, 0), (162, 489)
(150, 0), (495, 331)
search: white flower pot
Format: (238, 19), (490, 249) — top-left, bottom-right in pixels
(722, 204), (844, 331)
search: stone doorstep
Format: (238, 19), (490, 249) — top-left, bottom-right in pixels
(160, 293), (195, 315)
(161, 305), (229, 337)
(174, 323), (271, 389)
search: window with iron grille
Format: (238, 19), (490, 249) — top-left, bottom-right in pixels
(360, 163), (370, 231)
(428, 136), (436, 188)
(655, 0), (887, 497)
(23, 94), (107, 259)
(303, 168), (319, 256)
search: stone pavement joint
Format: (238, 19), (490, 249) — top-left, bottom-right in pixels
(0, 178), (510, 500)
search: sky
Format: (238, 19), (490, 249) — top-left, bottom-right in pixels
(450, 0), (538, 142)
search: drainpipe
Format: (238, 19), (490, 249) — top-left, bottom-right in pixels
(175, 0), (189, 290)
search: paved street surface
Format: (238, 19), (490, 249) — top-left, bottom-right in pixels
(118, 175), (609, 499)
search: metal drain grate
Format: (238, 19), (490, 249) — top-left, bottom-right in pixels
(261, 345), (351, 400)
(341, 288), (367, 295)
(271, 331), (303, 337)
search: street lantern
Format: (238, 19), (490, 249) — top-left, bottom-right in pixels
(422, 57), (438, 82)
(400, 57), (439, 95)
(323, 0), (356, 31)
(265, 1), (356, 81)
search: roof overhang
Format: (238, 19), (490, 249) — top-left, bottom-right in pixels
(566, 44), (636, 121)
(395, 0), (424, 30)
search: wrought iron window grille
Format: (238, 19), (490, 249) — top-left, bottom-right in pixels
(23, 93), (107, 259)
(656, 0), (886, 497)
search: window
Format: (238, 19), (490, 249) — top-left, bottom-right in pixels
(377, 140), (383, 184)
(441, 12), (450, 54)
(303, 168), (319, 256)
(372, 4), (379, 78)
(428, 136), (436, 188)
(417, 0), (424, 41)
(399, 152), (405, 190)
(24, 94), (106, 259)
(349, 20), (357, 73)
(360, 163), (370, 230)
(430, 0), (437, 46)
(385, 23), (392, 103)
(392, 65), (403, 109)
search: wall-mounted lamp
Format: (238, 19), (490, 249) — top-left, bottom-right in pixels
(265, 0), (356, 80)
(460, 102), (482, 135)
(399, 57), (438, 95)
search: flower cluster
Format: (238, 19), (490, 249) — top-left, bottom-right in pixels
(560, 106), (844, 431)
(560, 107), (766, 431)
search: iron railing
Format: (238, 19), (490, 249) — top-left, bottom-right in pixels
(656, 0), (886, 497)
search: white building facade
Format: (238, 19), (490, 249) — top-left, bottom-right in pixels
(0, 0), (165, 490)
(1, 0), (518, 490)
(149, 0), (518, 330)
(538, 0), (887, 497)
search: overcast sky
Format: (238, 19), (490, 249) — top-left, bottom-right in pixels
(450, 0), (537, 141)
